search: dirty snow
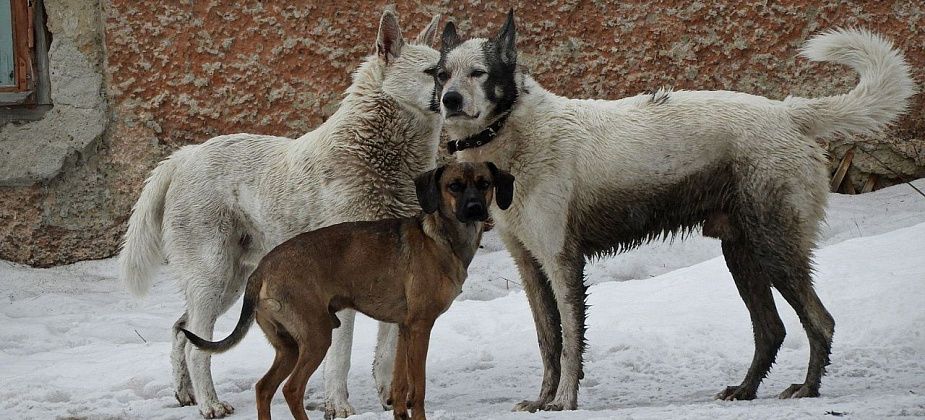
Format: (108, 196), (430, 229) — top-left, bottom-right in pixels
(2, 179), (924, 419)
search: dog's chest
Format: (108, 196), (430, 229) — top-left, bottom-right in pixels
(491, 190), (570, 263)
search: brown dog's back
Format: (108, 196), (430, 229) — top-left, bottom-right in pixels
(255, 218), (419, 325)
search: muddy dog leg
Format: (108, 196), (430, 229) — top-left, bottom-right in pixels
(324, 309), (357, 419)
(770, 251), (834, 398)
(716, 239), (786, 400)
(504, 234), (563, 412)
(172, 312), (196, 406)
(541, 253), (587, 411)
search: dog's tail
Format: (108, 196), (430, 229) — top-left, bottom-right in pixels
(181, 268), (264, 353)
(786, 28), (916, 138)
(119, 147), (191, 298)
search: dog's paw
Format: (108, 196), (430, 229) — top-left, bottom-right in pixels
(392, 408), (410, 420)
(198, 400), (234, 419)
(324, 399), (356, 419)
(541, 397), (576, 412)
(175, 388), (196, 407)
(512, 399), (546, 413)
(378, 384), (393, 411)
(541, 402), (565, 411)
(778, 383), (819, 399)
(715, 385), (757, 401)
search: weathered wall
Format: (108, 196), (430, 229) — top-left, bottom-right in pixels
(1, 0), (923, 266)
(0, 0), (107, 186)
(0, 0), (116, 265)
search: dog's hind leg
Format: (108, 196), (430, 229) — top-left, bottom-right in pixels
(504, 234), (562, 412)
(716, 239), (786, 401)
(774, 273), (834, 399)
(255, 316), (299, 420)
(323, 309), (357, 419)
(284, 319), (333, 420)
(172, 312), (196, 406)
(184, 300), (236, 418)
(373, 321), (399, 410)
(181, 244), (248, 419)
(761, 222), (833, 398)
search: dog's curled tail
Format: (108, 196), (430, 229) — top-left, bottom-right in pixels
(119, 148), (190, 298)
(788, 28), (917, 138)
(181, 269), (264, 353)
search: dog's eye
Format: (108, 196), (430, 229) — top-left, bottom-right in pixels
(423, 66), (438, 76)
(469, 69), (487, 78)
(448, 182), (464, 192)
(436, 70), (450, 83)
(476, 180), (491, 190)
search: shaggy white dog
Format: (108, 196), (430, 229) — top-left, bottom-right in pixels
(120, 10), (442, 418)
(437, 11), (915, 412)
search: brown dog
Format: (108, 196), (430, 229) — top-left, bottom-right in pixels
(182, 162), (514, 420)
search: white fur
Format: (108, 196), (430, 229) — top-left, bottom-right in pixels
(120, 148), (192, 297)
(120, 11), (442, 419)
(442, 28), (916, 411)
(788, 28), (917, 138)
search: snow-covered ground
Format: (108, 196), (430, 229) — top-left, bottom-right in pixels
(2, 179), (924, 419)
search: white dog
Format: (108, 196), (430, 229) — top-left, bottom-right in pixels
(436, 11), (915, 412)
(120, 10), (442, 418)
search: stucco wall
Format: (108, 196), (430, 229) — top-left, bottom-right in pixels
(0, 0), (116, 265)
(1, 0), (923, 267)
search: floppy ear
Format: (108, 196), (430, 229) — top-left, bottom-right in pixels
(414, 166), (444, 214)
(486, 162), (515, 210)
(441, 21), (462, 52)
(415, 14), (441, 46)
(376, 9), (404, 64)
(496, 9), (517, 66)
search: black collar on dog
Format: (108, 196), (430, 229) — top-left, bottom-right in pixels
(446, 113), (510, 154)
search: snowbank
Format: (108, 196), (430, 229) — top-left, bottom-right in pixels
(2, 180), (924, 419)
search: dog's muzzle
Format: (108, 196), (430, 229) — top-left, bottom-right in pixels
(442, 91), (464, 113)
(460, 201), (488, 222)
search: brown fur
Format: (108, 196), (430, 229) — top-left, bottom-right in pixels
(182, 162), (513, 420)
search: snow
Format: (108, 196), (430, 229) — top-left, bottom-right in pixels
(2, 179), (925, 420)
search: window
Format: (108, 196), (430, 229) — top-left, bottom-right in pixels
(0, 0), (51, 122)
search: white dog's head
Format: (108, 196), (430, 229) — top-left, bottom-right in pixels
(436, 10), (519, 139)
(373, 10), (442, 115)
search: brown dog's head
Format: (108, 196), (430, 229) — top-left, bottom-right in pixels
(414, 162), (514, 223)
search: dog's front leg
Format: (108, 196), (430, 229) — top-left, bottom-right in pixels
(373, 321), (399, 410)
(539, 254), (587, 411)
(503, 233), (562, 412)
(405, 320), (434, 420)
(323, 309), (357, 419)
(390, 327), (411, 420)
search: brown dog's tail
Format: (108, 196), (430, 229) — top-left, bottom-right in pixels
(181, 269), (264, 353)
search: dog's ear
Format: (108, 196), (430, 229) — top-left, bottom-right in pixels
(441, 21), (462, 52)
(486, 162), (515, 210)
(414, 166), (444, 214)
(415, 14), (441, 46)
(376, 8), (404, 64)
(496, 9), (517, 66)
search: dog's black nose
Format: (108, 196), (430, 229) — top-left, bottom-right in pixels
(442, 91), (463, 112)
(465, 202), (485, 218)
